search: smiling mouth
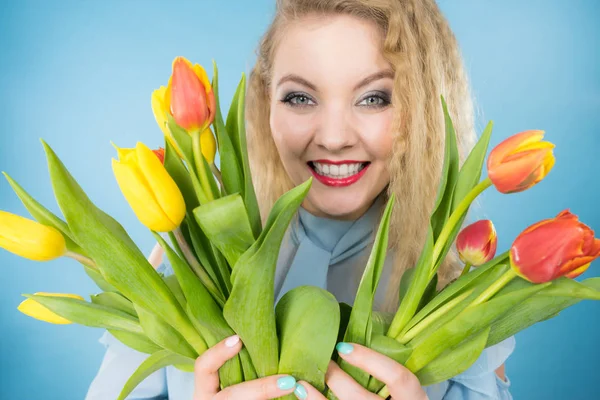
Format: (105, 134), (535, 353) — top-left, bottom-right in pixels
(308, 161), (369, 178)
(307, 160), (370, 187)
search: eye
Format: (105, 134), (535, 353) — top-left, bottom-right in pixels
(281, 92), (316, 108)
(357, 92), (391, 108)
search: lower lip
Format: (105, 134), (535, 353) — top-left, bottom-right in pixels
(309, 164), (370, 187)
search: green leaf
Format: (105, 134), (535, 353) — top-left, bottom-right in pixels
(90, 292), (137, 317)
(371, 311), (393, 336)
(3, 172), (86, 255)
(429, 96), (460, 241)
(193, 194), (255, 266)
(416, 327), (490, 386)
(401, 252), (509, 335)
(487, 277), (600, 346)
(166, 115), (208, 205)
(83, 265), (118, 292)
(418, 273), (438, 312)
(211, 61), (244, 197)
(117, 350), (195, 400)
(163, 274), (187, 309)
(41, 141), (206, 353)
(25, 294), (142, 334)
(451, 121), (493, 213)
(108, 329), (162, 355)
(133, 303), (197, 359)
(387, 224), (434, 337)
(340, 195), (395, 386)
(226, 74), (262, 238)
(276, 286), (340, 392)
(153, 232), (244, 387)
(183, 219), (226, 294)
(224, 178), (312, 377)
(166, 115), (193, 163)
(164, 139), (199, 214)
(405, 282), (549, 372)
(370, 334), (412, 365)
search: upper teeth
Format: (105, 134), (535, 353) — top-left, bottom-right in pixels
(313, 162), (365, 178)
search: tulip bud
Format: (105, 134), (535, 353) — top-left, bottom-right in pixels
(112, 142), (186, 232)
(510, 210), (600, 283)
(170, 57), (215, 132)
(456, 219), (498, 266)
(18, 292), (84, 324)
(0, 211), (67, 261)
(151, 57), (217, 163)
(487, 130), (555, 194)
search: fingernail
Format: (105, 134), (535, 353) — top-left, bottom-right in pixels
(277, 375), (296, 390)
(294, 383), (308, 399)
(336, 342), (354, 355)
(224, 335), (240, 347)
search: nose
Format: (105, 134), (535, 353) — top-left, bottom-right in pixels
(313, 104), (358, 153)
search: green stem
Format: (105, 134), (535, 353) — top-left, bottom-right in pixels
(65, 251), (98, 271)
(192, 129), (214, 202)
(459, 262), (472, 278)
(397, 289), (474, 344)
(430, 178), (492, 276)
(467, 268), (517, 309)
(173, 228), (225, 306)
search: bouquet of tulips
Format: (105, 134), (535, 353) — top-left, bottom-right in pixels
(2, 56), (599, 400)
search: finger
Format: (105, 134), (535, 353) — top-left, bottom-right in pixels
(325, 361), (379, 400)
(293, 380), (327, 400)
(335, 342), (426, 400)
(194, 335), (243, 398)
(216, 375), (297, 400)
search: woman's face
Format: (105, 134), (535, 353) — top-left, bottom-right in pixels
(270, 15), (394, 220)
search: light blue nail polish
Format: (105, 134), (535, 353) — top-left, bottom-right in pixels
(277, 376), (296, 390)
(336, 342), (354, 355)
(294, 383), (308, 399)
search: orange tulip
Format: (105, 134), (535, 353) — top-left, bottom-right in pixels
(456, 220), (497, 266)
(510, 210), (600, 283)
(487, 130), (555, 194)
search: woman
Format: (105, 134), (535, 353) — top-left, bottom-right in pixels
(86, 0), (515, 399)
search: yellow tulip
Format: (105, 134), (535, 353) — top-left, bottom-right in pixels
(18, 292), (84, 324)
(0, 211), (67, 261)
(151, 57), (217, 164)
(112, 142), (186, 232)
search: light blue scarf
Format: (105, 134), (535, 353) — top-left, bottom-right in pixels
(275, 195), (385, 303)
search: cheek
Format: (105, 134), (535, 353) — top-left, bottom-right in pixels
(358, 110), (394, 160)
(270, 106), (316, 157)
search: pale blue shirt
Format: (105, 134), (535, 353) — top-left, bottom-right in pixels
(86, 202), (515, 399)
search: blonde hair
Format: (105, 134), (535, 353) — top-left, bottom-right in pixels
(246, 0), (477, 312)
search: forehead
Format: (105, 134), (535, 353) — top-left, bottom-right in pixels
(272, 15), (390, 87)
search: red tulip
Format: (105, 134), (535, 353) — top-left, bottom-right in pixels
(510, 210), (600, 283)
(456, 220), (498, 266)
(487, 130), (555, 194)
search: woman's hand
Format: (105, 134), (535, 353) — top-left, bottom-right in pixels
(329, 342), (427, 399)
(193, 335), (298, 400)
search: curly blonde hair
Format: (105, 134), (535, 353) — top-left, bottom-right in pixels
(246, 0), (477, 312)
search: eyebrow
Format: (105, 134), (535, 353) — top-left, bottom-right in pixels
(276, 69), (395, 92)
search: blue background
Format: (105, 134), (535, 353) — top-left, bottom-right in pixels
(0, 1), (598, 398)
